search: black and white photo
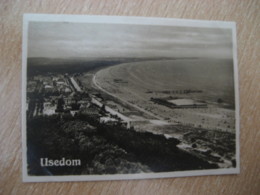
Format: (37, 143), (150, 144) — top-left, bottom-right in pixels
(22, 14), (239, 182)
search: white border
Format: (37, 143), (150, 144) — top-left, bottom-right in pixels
(22, 14), (240, 182)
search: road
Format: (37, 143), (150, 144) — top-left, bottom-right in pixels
(91, 97), (131, 122)
(92, 74), (165, 121)
(70, 77), (82, 92)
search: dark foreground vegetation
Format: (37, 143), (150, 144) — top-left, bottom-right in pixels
(27, 114), (217, 176)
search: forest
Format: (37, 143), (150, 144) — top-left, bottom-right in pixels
(27, 113), (217, 176)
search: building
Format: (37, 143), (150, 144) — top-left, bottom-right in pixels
(167, 99), (207, 108)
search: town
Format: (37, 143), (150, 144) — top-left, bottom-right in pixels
(26, 73), (130, 128)
(26, 69), (236, 171)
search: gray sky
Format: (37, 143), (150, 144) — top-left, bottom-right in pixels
(28, 22), (233, 59)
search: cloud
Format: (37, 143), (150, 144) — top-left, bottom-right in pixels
(28, 22), (233, 59)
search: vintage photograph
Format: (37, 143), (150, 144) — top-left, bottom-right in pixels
(22, 14), (239, 182)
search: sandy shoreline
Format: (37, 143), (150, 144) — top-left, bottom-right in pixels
(93, 59), (235, 133)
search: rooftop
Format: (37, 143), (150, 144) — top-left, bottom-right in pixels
(167, 99), (206, 106)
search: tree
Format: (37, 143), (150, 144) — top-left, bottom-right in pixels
(56, 97), (65, 112)
(217, 98), (223, 103)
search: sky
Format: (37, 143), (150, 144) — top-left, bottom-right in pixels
(28, 22), (233, 59)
